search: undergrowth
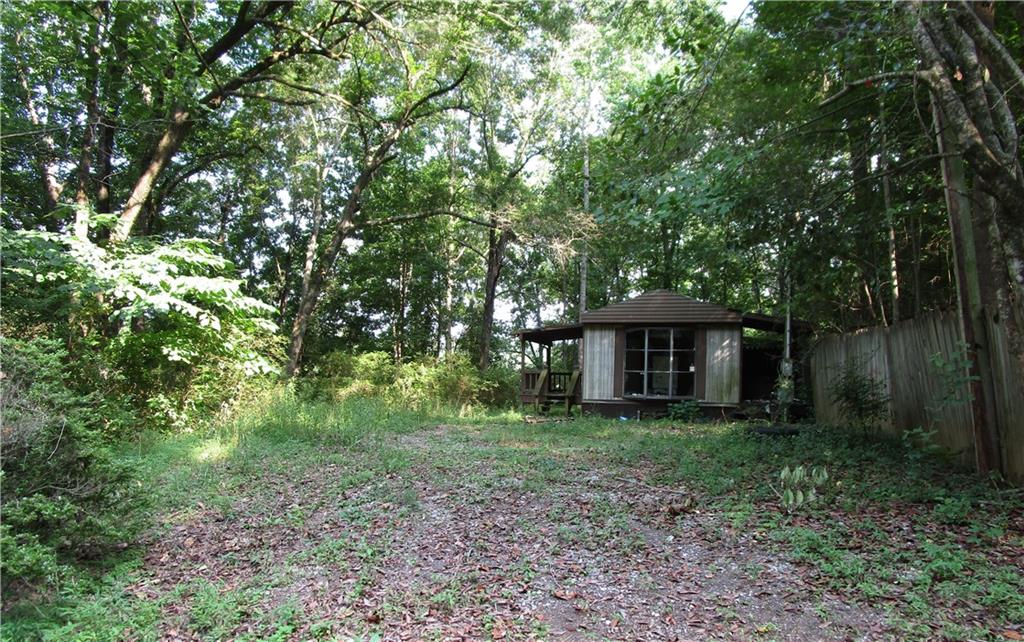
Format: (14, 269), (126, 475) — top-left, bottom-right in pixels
(4, 402), (1020, 641)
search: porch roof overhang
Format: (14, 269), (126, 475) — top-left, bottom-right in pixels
(741, 312), (813, 334)
(513, 323), (583, 344)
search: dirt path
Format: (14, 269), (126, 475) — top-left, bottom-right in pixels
(127, 427), (892, 640)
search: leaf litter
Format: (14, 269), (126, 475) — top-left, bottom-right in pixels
(122, 424), (1014, 640)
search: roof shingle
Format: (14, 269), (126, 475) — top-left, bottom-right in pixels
(580, 290), (743, 324)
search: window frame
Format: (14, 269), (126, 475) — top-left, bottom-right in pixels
(623, 327), (697, 399)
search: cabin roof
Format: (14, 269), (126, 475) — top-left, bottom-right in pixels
(741, 311), (813, 334)
(513, 323), (583, 344)
(580, 290), (744, 324)
(514, 291), (812, 342)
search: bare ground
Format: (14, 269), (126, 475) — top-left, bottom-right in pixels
(125, 426), (905, 641)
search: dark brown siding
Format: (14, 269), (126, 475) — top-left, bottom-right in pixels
(583, 400), (738, 420)
(696, 328), (706, 400)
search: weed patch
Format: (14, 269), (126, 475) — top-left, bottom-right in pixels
(5, 403), (1020, 640)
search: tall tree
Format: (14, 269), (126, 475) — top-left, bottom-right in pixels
(282, 13), (472, 375)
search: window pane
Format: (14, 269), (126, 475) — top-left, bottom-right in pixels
(625, 350), (645, 370)
(624, 372), (644, 396)
(673, 329), (695, 349)
(647, 372), (671, 396)
(672, 351), (695, 372)
(648, 329), (670, 350)
(674, 372), (695, 397)
(647, 350), (671, 372)
(625, 330), (645, 350)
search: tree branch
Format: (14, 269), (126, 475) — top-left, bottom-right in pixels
(453, 237), (488, 262)
(818, 71), (928, 108)
(954, 1), (1024, 103)
(199, 1), (291, 73)
(226, 91), (317, 106)
(807, 152), (950, 219)
(405, 64), (472, 123)
(365, 209), (496, 228)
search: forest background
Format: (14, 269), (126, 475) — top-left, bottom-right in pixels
(2, 0), (1022, 608)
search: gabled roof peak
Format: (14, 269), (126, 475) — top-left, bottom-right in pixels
(581, 290), (742, 324)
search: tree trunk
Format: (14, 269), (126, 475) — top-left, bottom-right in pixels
(394, 259), (410, 362)
(911, 0), (1024, 376)
(15, 38), (63, 219)
(879, 91), (900, 323)
(282, 65), (468, 376)
(441, 127), (459, 356)
(849, 122), (879, 327)
(440, 239), (463, 357)
(96, 112), (116, 216)
(985, 210), (1024, 368)
(73, 2), (104, 239)
(932, 100), (1001, 476)
(217, 199), (232, 245)
(912, 7), (1024, 237)
(908, 212), (923, 317)
(284, 136), (400, 376)
(96, 2), (127, 217)
(285, 162), (329, 376)
(659, 221), (676, 291)
(108, 2), (305, 242)
(478, 225), (512, 370)
(111, 105), (192, 242)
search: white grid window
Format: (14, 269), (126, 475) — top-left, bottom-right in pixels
(623, 328), (696, 398)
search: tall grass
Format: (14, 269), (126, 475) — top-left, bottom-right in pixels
(214, 385), (523, 451)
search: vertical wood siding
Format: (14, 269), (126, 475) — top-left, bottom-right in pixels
(583, 326), (616, 400)
(705, 327), (741, 403)
(810, 310), (1024, 482)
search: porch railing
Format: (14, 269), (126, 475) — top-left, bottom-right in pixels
(520, 368), (581, 414)
(521, 369), (543, 394)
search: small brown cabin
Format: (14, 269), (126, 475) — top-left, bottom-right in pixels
(515, 290), (803, 418)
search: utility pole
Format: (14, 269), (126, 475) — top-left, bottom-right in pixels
(879, 89), (900, 324)
(579, 134), (589, 321)
(578, 42), (594, 371)
(779, 267), (794, 424)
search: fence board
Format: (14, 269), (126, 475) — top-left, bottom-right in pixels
(985, 314), (1024, 482)
(810, 310), (1023, 482)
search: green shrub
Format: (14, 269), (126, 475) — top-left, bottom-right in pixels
(479, 364), (519, 406)
(2, 229), (282, 431)
(931, 496), (972, 525)
(827, 356), (890, 434)
(0, 337), (143, 597)
(357, 352), (399, 387)
(667, 399), (701, 422)
(392, 353), (489, 409)
(773, 465), (828, 513)
(301, 351), (396, 401)
(305, 350), (517, 410)
(920, 541), (967, 583)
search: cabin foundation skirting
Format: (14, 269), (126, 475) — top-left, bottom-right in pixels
(582, 399), (738, 420)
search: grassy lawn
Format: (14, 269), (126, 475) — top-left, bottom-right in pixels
(4, 393), (1022, 641)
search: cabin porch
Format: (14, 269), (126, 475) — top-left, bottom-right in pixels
(515, 324), (583, 415)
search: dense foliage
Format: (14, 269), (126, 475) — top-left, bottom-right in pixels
(2, 229), (280, 427)
(0, 337), (141, 592)
(2, 0), (1021, 610)
(303, 351), (518, 410)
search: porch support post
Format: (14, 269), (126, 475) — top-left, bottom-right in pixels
(519, 336), (525, 387)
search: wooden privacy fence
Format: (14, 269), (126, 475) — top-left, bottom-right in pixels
(810, 310), (1024, 482)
